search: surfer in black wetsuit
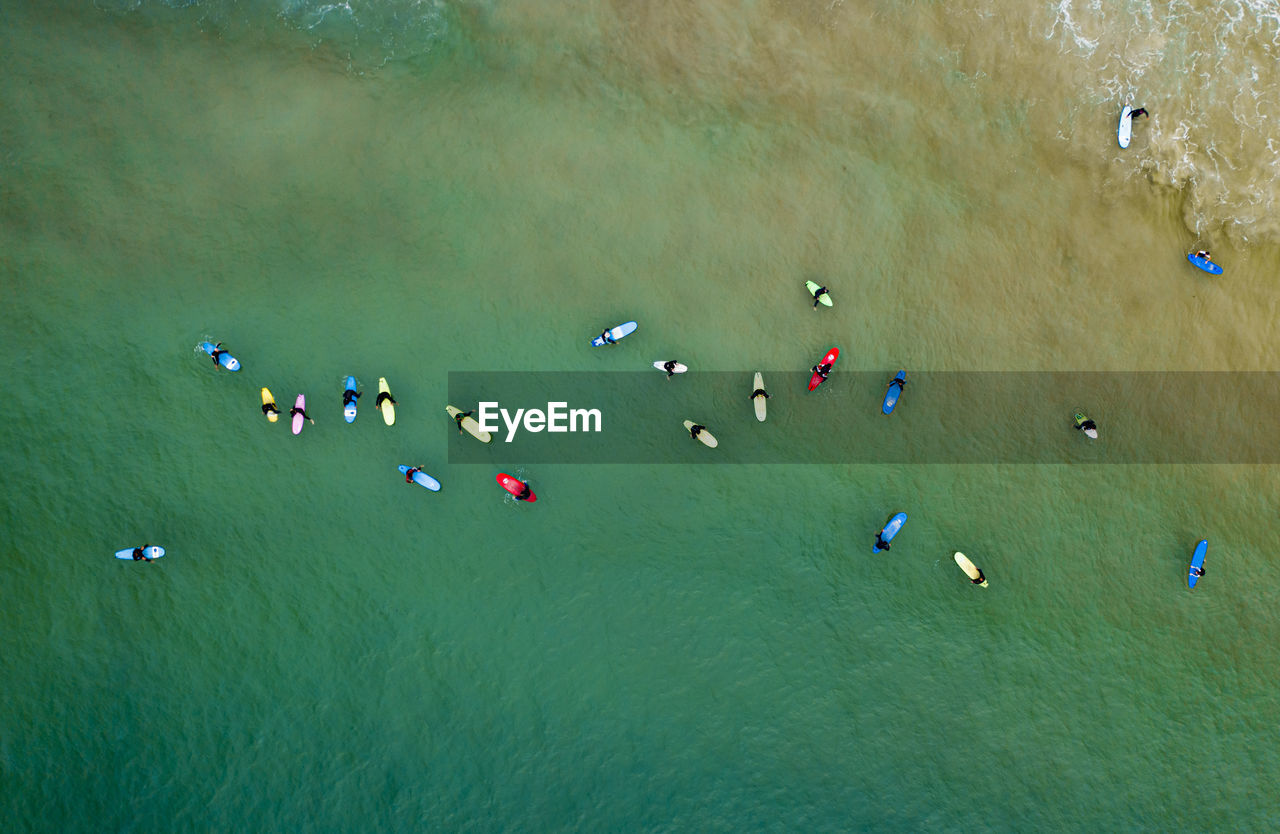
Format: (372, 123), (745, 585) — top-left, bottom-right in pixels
(662, 361), (679, 378)
(600, 330), (617, 345)
(1075, 417), (1097, 434)
(971, 569), (986, 585)
(749, 387), (770, 401)
(1191, 565), (1205, 579)
(515, 483), (533, 501)
(404, 466), (422, 484)
(812, 362), (832, 380)
(887, 376), (906, 393)
(375, 390), (396, 409)
(342, 388), (360, 407)
(688, 423), (706, 440)
(209, 342), (227, 367)
(812, 285), (829, 309)
(453, 409), (474, 433)
(290, 404), (314, 425)
(261, 400), (280, 418)
(1130, 107), (1148, 119)
(132, 545), (152, 562)
(874, 533), (891, 552)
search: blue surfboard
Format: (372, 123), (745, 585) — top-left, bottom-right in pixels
(882, 370), (906, 415)
(343, 376), (359, 423)
(1188, 539), (1207, 589)
(199, 341), (240, 371)
(873, 512), (907, 553)
(591, 321), (638, 347)
(398, 465), (441, 492)
(1187, 253), (1223, 275)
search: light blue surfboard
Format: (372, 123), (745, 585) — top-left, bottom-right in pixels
(882, 371), (906, 415)
(873, 512), (907, 553)
(1188, 539), (1207, 589)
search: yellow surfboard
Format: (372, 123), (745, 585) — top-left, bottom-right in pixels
(447, 405), (492, 442)
(260, 387), (279, 423)
(683, 420), (718, 448)
(377, 377), (396, 426)
(954, 552), (988, 587)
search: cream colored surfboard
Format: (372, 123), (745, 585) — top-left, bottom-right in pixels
(954, 552), (988, 587)
(378, 377), (396, 426)
(447, 405), (491, 443)
(683, 420), (718, 448)
(752, 373), (766, 422)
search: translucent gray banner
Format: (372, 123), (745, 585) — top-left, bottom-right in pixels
(445, 372), (1280, 463)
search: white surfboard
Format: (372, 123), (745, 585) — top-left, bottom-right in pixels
(447, 405), (492, 442)
(1118, 105), (1132, 148)
(752, 372), (767, 422)
(116, 546), (165, 561)
(954, 552), (988, 587)
(683, 420), (718, 448)
(653, 361), (688, 375)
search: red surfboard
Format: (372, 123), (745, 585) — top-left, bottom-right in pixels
(497, 473), (537, 502)
(808, 347), (839, 391)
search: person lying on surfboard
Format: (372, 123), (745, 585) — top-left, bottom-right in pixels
(289, 404), (314, 424)
(887, 376), (906, 393)
(811, 362), (832, 380)
(131, 545), (154, 562)
(662, 361), (680, 378)
(688, 423), (707, 440)
(404, 466), (423, 484)
(1074, 416), (1097, 434)
(970, 569), (986, 585)
(515, 483), (533, 501)
(453, 409), (474, 433)
(811, 285), (829, 308)
(873, 533), (891, 552)
(261, 400), (280, 418)
(342, 389), (360, 406)
(375, 390), (397, 408)
(749, 387), (770, 401)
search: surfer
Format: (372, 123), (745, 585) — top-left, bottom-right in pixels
(1130, 107), (1148, 119)
(375, 389), (397, 409)
(811, 285), (829, 309)
(209, 342), (228, 367)
(131, 545), (153, 562)
(453, 409), (474, 433)
(1191, 565), (1206, 579)
(811, 362), (832, 381)
(342, 388), (360, 406)
(873, 533), (892, 552)
(749, 387), (770, 401)
(688, 423), (707, 440)
(404, 466), (423, 484)
(887, 376), (906, 393)
(515, 483), (533, 501)
(261, 400), (280, 418)
(662, 360), (680, 378)
(1194, 250), (1212, 262)
(599, 329), (617, 345)
(970, 569), (986, 586)
(1074, 415), (1097, 434)
(289, 403), (314, 425)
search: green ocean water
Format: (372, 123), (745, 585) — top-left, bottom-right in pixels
(3, 1), (1280, 830)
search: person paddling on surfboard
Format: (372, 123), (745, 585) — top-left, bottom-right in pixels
(873, 533), (892, 552)
(887, 375), (906, 393)
(749, 387), (770, 401)
(515, 483), (533, 501)
(662, 360), (680, 378)
(453, 409), (474, 433)
(1191, 565), (1205, 579)
(261, 400), (280, 418)
(289, 404), (314, 425)
(970, 569), (986, 585)
(131, 545), (153, 562)
(811, 362), (832, 381)
(811, 285), (829, 309)
(688, 423), (707, 440)
(404, 466), (423, 484)
(342, 389), (360, 406)
(375, 390), (397, 409)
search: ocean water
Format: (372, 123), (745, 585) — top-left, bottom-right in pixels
(3, 0), (1280, 830)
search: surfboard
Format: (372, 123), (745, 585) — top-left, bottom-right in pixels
(260, 388), (278, 423)
(683, 420), (718, 448)
(1118, 104), (1133, 148)
(377, 377), (396, 425)
(752, 372), (767, 422)
(1188, 539), (1208, 589)
(115, 545), (165, 561)
(653, 361), (688, 374)
(808, 347), (839, 391)
(343, 376), (359, 423)
(497, 473), (537, 502)
(805, 281), (833, 307)
(591, 321), (638, 347)
(954, 552), (988, 587)
(873, 512), (907, 553)
(291, 394), (306, 435)
(1074, 411), (1099, 439)
(447, 405), (492, 442)
(199, 341), (240, 371)
(1187, 252), (1223, 275)
(882, 370), (906, 415)
(398, 464), (441, 492)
